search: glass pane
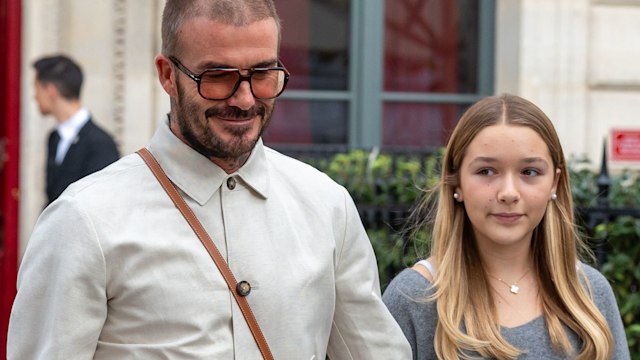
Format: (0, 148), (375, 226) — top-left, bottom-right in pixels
(383, 103), (469, 148)
(276, 0), (351, 91)
(384, 0), (479, 94)
(264, 99), (349, 145)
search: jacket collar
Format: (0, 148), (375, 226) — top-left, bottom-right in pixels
(56, 107), (90, 142)
(147, 117), (269, 205)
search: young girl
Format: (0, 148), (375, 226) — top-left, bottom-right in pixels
(383, 94), (630, 359)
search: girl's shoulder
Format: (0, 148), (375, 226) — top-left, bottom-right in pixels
(577, 262), (619, 312)
(382, 266), (440, 358)
(578, 262), (612, 293)
(383, 266), (437, 305)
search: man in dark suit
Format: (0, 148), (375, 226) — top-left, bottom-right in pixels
(33, 55), (120, 205)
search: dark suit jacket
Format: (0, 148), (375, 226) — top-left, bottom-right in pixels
(46, 118), (120, 204)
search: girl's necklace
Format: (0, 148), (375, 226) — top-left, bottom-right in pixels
(488, 268), (531, 295)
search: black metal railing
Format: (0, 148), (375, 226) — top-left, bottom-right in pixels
(577, 144), (640, 265)
(274, 143), (640, 266)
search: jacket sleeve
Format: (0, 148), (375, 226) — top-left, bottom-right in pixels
(7, 197), (108, 360)
(327, 187), (412, 360)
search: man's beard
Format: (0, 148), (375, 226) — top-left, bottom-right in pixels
(173, 80), (273, 161)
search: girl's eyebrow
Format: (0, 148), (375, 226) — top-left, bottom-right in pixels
(468, 156), (550, 166)
(521, 157), (548, 164)
(468, 156), (497, 165)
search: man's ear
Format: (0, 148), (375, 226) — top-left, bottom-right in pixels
(44, 82), (60, 98)
(155, 54), (177, 97)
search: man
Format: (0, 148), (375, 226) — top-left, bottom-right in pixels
(8, 1), (411, 359)
(32, 55), (120, 205)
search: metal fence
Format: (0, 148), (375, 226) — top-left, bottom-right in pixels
(273, 144), (640, 266)
(577, 151), (640, 265)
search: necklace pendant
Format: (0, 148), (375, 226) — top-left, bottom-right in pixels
(510, 285), (520, 294)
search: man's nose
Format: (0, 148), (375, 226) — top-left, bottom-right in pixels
(226, 78), (256, 110)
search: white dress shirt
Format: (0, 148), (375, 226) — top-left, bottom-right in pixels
(54, 107), (90, 164)
(8, 117), (411, 359)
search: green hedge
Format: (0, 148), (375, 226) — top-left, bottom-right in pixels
(311, 150), (640, 357)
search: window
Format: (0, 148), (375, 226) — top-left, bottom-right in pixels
(266, 1), (351, 147)
(266, 0), (495, 150)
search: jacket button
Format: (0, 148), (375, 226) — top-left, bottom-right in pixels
(226, 177), (236, 190)
(236, 280), (251, 296)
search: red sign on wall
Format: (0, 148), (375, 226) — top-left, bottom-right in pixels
(611, 129), (640, 161)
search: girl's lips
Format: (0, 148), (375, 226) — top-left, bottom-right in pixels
(491, 213), (523, 223)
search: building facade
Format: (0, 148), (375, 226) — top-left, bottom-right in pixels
(16, 0), (640, 254)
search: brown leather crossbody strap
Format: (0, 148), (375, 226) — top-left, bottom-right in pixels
(136, 148), (274, 360)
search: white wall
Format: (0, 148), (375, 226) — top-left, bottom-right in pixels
(19, 0), (640, 255)
(19, 0), (168, 257)
(588, 3), (640, 167)
(496, 0), (640, 171)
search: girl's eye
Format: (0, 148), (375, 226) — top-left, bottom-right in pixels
(523, 168), (540, 177)
(478, 168), (495, 176)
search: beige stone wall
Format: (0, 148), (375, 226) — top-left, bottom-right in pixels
(20, 0), (168, 256)
(496, 0), (640, 171)
(588, 2), (640, 167)
(19, 0), (640, 254)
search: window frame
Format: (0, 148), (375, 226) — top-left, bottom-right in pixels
(278, 0), (496, 148)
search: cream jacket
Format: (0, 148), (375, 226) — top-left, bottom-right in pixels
(8, 119), (411, 359)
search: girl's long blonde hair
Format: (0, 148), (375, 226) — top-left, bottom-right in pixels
(415, 94), (613, 359)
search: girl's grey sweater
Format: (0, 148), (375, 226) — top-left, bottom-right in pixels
(382, 263), (630, 359)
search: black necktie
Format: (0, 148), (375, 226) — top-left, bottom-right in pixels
(48, 131), (60, 165)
